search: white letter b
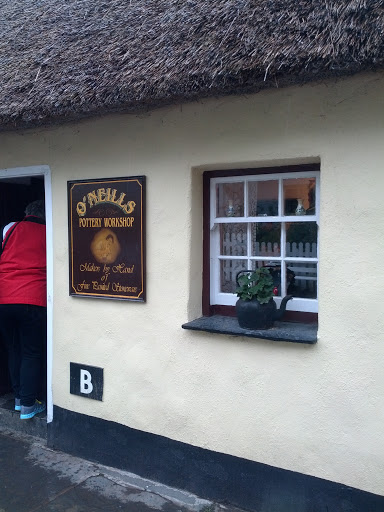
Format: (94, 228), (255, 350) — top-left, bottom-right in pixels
(80, 369), (93, 394)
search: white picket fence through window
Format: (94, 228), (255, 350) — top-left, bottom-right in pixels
(221, 231), (317, 297)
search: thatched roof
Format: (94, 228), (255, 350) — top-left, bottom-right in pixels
(1, 0), (384, 131)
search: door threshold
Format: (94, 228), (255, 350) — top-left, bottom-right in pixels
(0, 393), (47, 440)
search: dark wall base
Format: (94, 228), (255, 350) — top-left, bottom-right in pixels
(49, 406), (383, 512)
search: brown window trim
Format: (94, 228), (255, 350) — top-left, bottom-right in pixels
(202, 164), (320, 323)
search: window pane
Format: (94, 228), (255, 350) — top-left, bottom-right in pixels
(248, 180), (278, 216)
(220, 224), (247, 256)
(286, 222), (317, 257)
(249, 262), (294, 297)
(251, 223), (281, 256)
(216, 182), (244, 217)
(283, 178), (316, 216)
(286, 262), (317, 299)
(220, 260), (248, 293)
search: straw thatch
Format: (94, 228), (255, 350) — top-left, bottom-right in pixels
(1, 0), (384, 130)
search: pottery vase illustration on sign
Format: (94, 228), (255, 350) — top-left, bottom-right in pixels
(295, 199), (306, 216)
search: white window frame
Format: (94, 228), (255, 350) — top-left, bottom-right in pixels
(209, 171), (320, 313)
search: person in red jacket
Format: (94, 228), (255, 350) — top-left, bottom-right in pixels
(0, 200), (46, 419)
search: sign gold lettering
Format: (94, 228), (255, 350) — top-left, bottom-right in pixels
(76, 188), (136, 217)
(69, 177), (146, 301)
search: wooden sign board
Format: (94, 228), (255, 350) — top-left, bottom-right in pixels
(68, 176), (146, 301)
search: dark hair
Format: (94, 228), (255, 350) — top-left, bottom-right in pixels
(25, 199), (45, 220)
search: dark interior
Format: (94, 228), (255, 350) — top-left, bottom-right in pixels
(0, 176), (45, 396)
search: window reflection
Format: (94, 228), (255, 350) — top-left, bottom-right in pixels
(283, 178), (316, 216)
(248, 180), (278, 216)
(220, 260), (248, 293)
(220, 224), (247, 256)
(251, 223), (280, 256)
(216, 182), (244, 217)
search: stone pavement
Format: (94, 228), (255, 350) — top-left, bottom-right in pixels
(0, 426), (245, 512)
(0, 393), (47, 440)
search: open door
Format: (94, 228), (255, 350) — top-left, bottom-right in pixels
(0, 166), (52, 422)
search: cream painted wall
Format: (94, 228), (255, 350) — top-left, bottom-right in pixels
(1, 72), (384, 495)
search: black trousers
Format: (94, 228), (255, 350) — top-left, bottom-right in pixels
(0, 304), (46, 407)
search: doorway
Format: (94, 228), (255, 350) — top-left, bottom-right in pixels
(0, 166), (53, 422)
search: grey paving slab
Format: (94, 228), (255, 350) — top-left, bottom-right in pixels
(35, 475), (186, 512)
(0, 394), (47, 440)
(0, 428), (244, 512)
(0, 430), (75, 512)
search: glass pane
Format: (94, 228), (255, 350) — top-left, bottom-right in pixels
(252, 261), (294, 297)
(286, 262), (317, 299)
(216, 182), (244, 217)
(283, 177), (316, 216)
(220, 259), (248, 293)
(248, 180), (278, 216)
(286, 222), (317, 257)
(220, 224), (247, 256)
(250, 261), (282, 296)
(251, 223), (281, 256)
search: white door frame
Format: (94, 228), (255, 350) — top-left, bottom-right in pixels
(0, 165), (53, 422)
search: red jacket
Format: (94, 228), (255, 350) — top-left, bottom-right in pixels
(0, 217), (46, 307)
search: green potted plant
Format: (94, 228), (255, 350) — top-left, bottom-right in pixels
(235, 268), (292, 330)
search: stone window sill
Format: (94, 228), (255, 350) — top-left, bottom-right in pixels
(182, 315), (317, 344)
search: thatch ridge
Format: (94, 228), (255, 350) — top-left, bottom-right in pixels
(1, 0), (384, 130)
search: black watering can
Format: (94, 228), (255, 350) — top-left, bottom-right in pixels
(235, 269), (293, 330)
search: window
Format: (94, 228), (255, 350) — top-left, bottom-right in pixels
(203, 165), (320, 319)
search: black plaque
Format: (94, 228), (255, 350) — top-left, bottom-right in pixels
(70, 362), (104, 401)
(68, 176), (146, 301)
